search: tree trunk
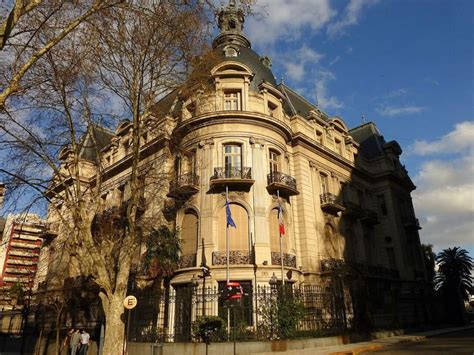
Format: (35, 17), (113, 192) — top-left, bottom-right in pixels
(101, 294), (126, 355)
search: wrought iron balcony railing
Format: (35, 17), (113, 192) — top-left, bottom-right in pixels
(320, 258), (400, 279)
(267, 171), (299, 196)
(361, 208), (379, 225)
(271, 252), (297, 268)
(168, 172), (199, 198)
(211, 167), (252, 180)
(320, 193), (345, 214)
(178, 253), (197, 269)
(402, 216), (421, 230)
(210, 167), (254, 191)
(212, 250), (254, 265)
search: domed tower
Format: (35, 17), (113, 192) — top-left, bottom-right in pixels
(212, 0), (251, 49)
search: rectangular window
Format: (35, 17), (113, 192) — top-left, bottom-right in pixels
(377, 194), (388, 216)
(316, 130), (323, 145)
(224, 91), (240, 110)
(320, 173), (329, 195)
(335, 139), (343, 155)
(224, 145), (242, 175)
(386, 247), (397, 269)
(357, 189), (365, 207)
(269, 150), (280, 173)
(185, 151), (196, 174)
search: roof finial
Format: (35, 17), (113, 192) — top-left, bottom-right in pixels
(362, 114), (366, 124)
(315, 88), (319, 107)
(213, 0), (250, 48)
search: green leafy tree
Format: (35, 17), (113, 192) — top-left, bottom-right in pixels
(139, 226), (181, 336)
(434, 247), (473, 324)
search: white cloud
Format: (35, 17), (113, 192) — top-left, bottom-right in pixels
(377, 105), (425, 117)
(282, 46), (324, 82)
(246, 0), (335, 46)
(315, 69), (344, 110)
(411, 122), (474, 252)
(327, 0), (380, 37)
(411, 121), (474, 156)
(329, 56), (341, 66)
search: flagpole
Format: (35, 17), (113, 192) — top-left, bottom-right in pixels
(226, 185), (230, 283)
(226, 186), (230, 339)
(277, 190), (285, 286)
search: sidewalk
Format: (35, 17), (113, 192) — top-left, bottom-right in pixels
(250, 325), (474, 355)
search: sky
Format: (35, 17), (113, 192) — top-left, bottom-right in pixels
(239, 0), (473, 256)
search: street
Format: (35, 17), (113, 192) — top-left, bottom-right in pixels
(362, 327), (474, 354)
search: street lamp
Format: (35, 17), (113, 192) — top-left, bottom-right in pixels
(269, 272), (278, 290)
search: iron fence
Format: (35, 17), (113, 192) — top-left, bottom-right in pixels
(126, 283), (348, 343)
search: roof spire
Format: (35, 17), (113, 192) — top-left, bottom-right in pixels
(213, 0), (251, 49)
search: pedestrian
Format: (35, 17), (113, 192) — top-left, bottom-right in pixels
(61, 328), (74, 354)
(70, 329), (81, 355)
(78, 329), (90, 355)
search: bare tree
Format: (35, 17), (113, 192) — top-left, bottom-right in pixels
(0, 0), (123, 111)
(0, 1), (219, 353)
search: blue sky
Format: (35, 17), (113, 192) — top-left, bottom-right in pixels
(242, 0), (473, 256)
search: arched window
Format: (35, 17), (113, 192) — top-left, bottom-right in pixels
(269, 208), (287, 253)
(181, 210), (199, 256)
(218, 203), (249, 252)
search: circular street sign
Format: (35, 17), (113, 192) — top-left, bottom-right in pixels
(123, 295), (138, 310)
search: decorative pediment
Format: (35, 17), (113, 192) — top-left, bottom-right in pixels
(211, 61), (254, 79)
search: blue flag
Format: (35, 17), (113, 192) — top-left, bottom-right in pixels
(226, 199), (236, 228)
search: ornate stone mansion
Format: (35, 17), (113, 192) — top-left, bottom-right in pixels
(36, 1), (427, 334)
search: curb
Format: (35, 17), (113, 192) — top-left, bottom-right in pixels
(326, 325), (474, 355)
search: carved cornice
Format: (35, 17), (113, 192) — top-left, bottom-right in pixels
(175, 111), (293, 143)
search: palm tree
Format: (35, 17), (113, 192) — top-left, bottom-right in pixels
(139, 226), (181, 339)
(434, 247), (473, 324)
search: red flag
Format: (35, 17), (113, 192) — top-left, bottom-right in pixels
(278, 203), (285, 235)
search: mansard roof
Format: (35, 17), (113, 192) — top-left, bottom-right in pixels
(349, 122), (386, 160)
(78, 124), (114, 162)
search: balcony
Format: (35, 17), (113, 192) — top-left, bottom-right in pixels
(271, 252), (297, 268)
(343, 201), (365, 219)
(360, 208), (380, 225)
(266, 171), (299, 197)
(212, 250), (253, 265)
(320, 258), (400, 279)
(320, 193), (345, 215)
(167, 172), (199, 199)
(210, 167), (254, 192)
(178, 253), (196, 269)
(403, 216), (421, 231)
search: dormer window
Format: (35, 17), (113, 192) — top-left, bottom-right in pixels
(267, 101), (278, 117)
(223, 45), (239, 58)
(316, 130), (323, 145)
(224, 91), (240, 110)
(335, 139), (343, 155)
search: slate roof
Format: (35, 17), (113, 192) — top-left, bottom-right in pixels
(213, 44), (278, 92)
(349, 122), (385, 159)
(78, 125), (114, 162)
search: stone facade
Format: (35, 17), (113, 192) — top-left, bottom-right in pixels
(36, 1), (427, 329)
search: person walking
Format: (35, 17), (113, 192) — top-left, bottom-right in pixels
(70, 329), (81, 355)
(78, 329), (90, 355)
(61, 328), (74, 354)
